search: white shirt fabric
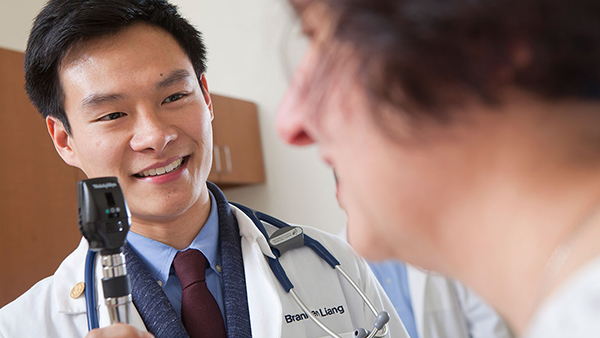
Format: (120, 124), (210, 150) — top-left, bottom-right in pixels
(524, 254), (600, 338)
(406, 266), (513, 338)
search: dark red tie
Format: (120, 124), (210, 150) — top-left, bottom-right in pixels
(173, 249), (227, 338)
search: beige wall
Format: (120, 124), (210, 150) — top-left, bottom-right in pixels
(0, 0), (48, 52)
(0, 0), (346, 234)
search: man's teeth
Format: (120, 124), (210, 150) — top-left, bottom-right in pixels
(137, 158), (184, 177)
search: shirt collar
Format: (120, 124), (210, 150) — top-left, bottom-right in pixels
(187, 190), (221, 272)
(126, 190), (221, 285)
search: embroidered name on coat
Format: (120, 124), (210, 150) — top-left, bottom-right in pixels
(284, 305), (345, 323)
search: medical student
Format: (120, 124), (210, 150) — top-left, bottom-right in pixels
(0, 1), (408, 337)
(276, 0), (600, 337)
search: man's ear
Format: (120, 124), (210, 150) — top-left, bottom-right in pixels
(200, 74), (214, 121)
(46, 116), (82, 168)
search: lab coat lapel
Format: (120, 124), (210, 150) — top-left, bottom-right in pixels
(231, 204), (283, 338)
(407, 268), (471, 338)
(407, 265), (428, 338)
(53, 238), (146, 333)
(54, 238), (89, 315)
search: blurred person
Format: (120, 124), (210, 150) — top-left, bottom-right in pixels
(336, 182), (512, 338)
(277, 0), (600, 337)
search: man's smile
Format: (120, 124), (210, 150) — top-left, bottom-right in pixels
(134, 156), (187, 178)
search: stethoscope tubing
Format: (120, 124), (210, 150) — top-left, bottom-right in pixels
(256, 210), (341, 268)
(85, 250), (99, 330)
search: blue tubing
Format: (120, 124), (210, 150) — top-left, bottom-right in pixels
(85, 250), (99, 330)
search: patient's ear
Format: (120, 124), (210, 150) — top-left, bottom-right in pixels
(46, 116), (82, 168)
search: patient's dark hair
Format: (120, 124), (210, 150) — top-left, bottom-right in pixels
(291, 0), (600, 122)
(25, 0), (207, 134)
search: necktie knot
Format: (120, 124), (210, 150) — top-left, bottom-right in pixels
(174, 249), (208, 290)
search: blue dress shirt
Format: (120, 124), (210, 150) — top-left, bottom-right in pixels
(126, 190), (224, 322)
(368, 260), (419, 338)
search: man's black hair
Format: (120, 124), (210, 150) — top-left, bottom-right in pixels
(25, 0), (207, 134)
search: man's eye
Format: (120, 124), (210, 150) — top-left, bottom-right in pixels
(99, 112), (125, 121)
(163, 93), (185, 103)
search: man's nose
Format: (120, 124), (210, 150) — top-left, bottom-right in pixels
(130, 108), (178, 153)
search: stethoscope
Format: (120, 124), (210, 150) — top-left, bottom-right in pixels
(83, 202), (390, 337)
(231, 202), (390, 338)
(85, 250), (100, 330)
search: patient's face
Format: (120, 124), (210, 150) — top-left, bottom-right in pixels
(276, 6), (469, 267)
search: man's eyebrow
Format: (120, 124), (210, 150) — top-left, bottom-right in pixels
(81, 93), (124, 109)
(79, 70), (192, 108)
(156, 69), (193, 89)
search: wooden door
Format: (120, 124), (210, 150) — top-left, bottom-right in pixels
(0, 47), (84, 307)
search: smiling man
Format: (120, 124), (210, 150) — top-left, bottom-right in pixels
(0, 0), (407, 337)
(54, 25), (215, 250)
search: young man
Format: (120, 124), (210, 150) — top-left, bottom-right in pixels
(0, 1), (407, 337)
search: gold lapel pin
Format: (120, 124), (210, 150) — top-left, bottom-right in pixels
(70, 282), (85, 299)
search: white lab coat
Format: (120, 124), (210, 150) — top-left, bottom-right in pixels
(407, 266), (513, 338)
(0, 205), (408, 338)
